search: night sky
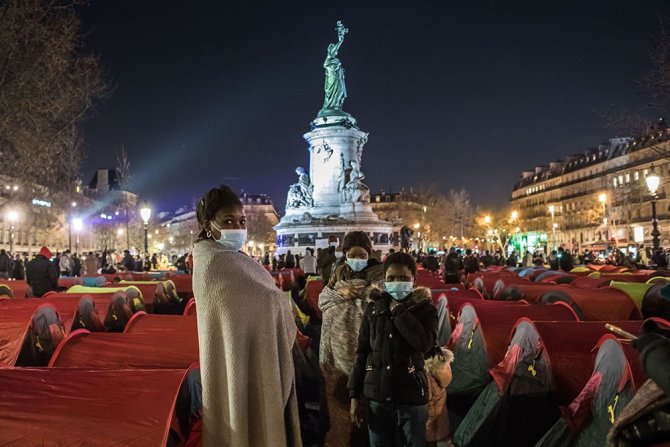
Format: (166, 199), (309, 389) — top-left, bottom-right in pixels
(80, 0), (670, 213)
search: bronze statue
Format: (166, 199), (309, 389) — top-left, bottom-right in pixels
(321, 21), (348, 113)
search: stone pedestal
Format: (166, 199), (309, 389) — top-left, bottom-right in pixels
(275, 111), (393, 256)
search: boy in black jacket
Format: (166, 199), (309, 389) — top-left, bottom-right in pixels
(348, 251), (438, 446)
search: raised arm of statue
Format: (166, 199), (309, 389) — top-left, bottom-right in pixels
(321, 21), (349, 112)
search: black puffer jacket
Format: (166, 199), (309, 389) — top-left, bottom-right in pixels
(348, 286), (438, 405)
(26, 255), (58, 297)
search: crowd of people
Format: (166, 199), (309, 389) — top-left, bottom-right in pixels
(7, 184), (669, 446)
(0, 246), (192, 299)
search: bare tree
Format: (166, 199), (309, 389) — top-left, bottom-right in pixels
(0, 0), (108, 198)
(115, 144), (133, 248)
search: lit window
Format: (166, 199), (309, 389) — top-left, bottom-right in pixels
(618, 175), (623, 185)
(634, 171), (639, 181)
(613, 177), (618, 187)
(625, 173), (630, 183)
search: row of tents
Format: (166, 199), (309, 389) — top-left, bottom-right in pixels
(413, 264), (670, 447)
(0, 272), (201, 445)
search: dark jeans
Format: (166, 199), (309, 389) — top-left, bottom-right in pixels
(368, 400), (427, 447)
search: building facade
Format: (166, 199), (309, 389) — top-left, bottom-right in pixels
(155, 193), (279, 257)
(510, 128), (670, 254)
(0, 168), (138, 255)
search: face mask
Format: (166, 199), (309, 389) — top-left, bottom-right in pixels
(385, 281), (414, 301)
(210, 222), (247, 251)
(346, 258), (368, 272)
(329, 242), (338, 248)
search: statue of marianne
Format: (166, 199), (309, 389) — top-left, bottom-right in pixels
(322, 21), (348, 111)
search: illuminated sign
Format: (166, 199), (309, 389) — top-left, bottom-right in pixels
(32, 199), (52, 208)
(633, 226), (644, 244)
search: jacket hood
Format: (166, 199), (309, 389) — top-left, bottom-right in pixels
(39, 246), (52, 259)
(370, 285), (432, 304)
(425, 347), (454, 387)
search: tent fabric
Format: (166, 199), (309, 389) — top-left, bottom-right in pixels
(0, 301), (73, 366)
(124, 313), (198, 335)
(49, 331), (198, 368)
(571, 276), (615, 289)
(435, 294), (450, 345)
(16, 305), (66, 367)
(526, 321), (643, 405)
(108, 283), (154, 309)
(447, 302), (575, 399)
(609, 281), (653, 311)
(455, 319), (642, 447)
(499, 283), (562, 303)
(454, 321), (559, 447)
(184, 298), (197, 316)
(536, 336), (640, 447)
(535, 270), (567, 283)
(57, 277), (83, 288)
(540, 286), (642, 321)
(70, 297), (106, 332)
(104, 292), (134, 332)
(0, 367), (192, 446)
(491, 277), (534, 299)
(304, 278), (324, 319)
(82, 276), (107, 287)
(0, 279), (32, 298)
(640, 282), (670, 320)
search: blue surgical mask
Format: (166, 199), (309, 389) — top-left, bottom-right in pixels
(346, 258), (368, 272)
(211, 222), (247, 251)
(385, 281), (414, 301)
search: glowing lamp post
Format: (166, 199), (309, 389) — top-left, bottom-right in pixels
(140, 205), (152, 255)
(72, 218), (83, 253)
(547, 205), (556, 250)
(598, 193), (608, 246)
(646, 165), (661, 252)
(7, 210), (18, 253)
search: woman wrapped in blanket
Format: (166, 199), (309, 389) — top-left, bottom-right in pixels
(192, 185), (301, 447)
(318, 231), (384, 446)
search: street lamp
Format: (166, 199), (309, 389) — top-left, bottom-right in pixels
(484, 215), (491, 225)
(548, 205), (556, 250)
(511, 210), (519, 221)
(646, 165), (661, 252)
(598, 193), (608, 246)
(72, 218), (83, 253)
(7, 210), (18, 253)
(68, 201), (77, 252)
(140, 204), (152, 254)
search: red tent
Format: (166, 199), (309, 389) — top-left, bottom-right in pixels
(571, 276), (612, 288)
(0, 367), (195, 446)
(498, 283), (562, 303)
(0, 301), (67, 366)
(0, 279), (32, 298)
(106, 282), (158, 311)
(165, 273), (194, 299)
(183, 298), (196, 316)
(124, 313), (197, 335)
(540, 285), (642, 321)
(514, 320), (645, 404)
(43, 293), (136, 329)
(49, 330), (198, 368)
(57, 277), (83, 289)
(454, 319), (643, 446)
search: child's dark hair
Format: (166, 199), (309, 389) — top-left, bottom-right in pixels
(383, 251), (417, 276)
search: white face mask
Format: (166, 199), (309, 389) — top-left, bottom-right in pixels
(385, 281), (414, 301)
(210, 222), (247, 251)
(346, 258), (368, 272)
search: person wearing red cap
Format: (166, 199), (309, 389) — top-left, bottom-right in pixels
(26, 246), (58, 297)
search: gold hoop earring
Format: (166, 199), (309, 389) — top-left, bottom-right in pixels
(206, 229), (212, 238)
